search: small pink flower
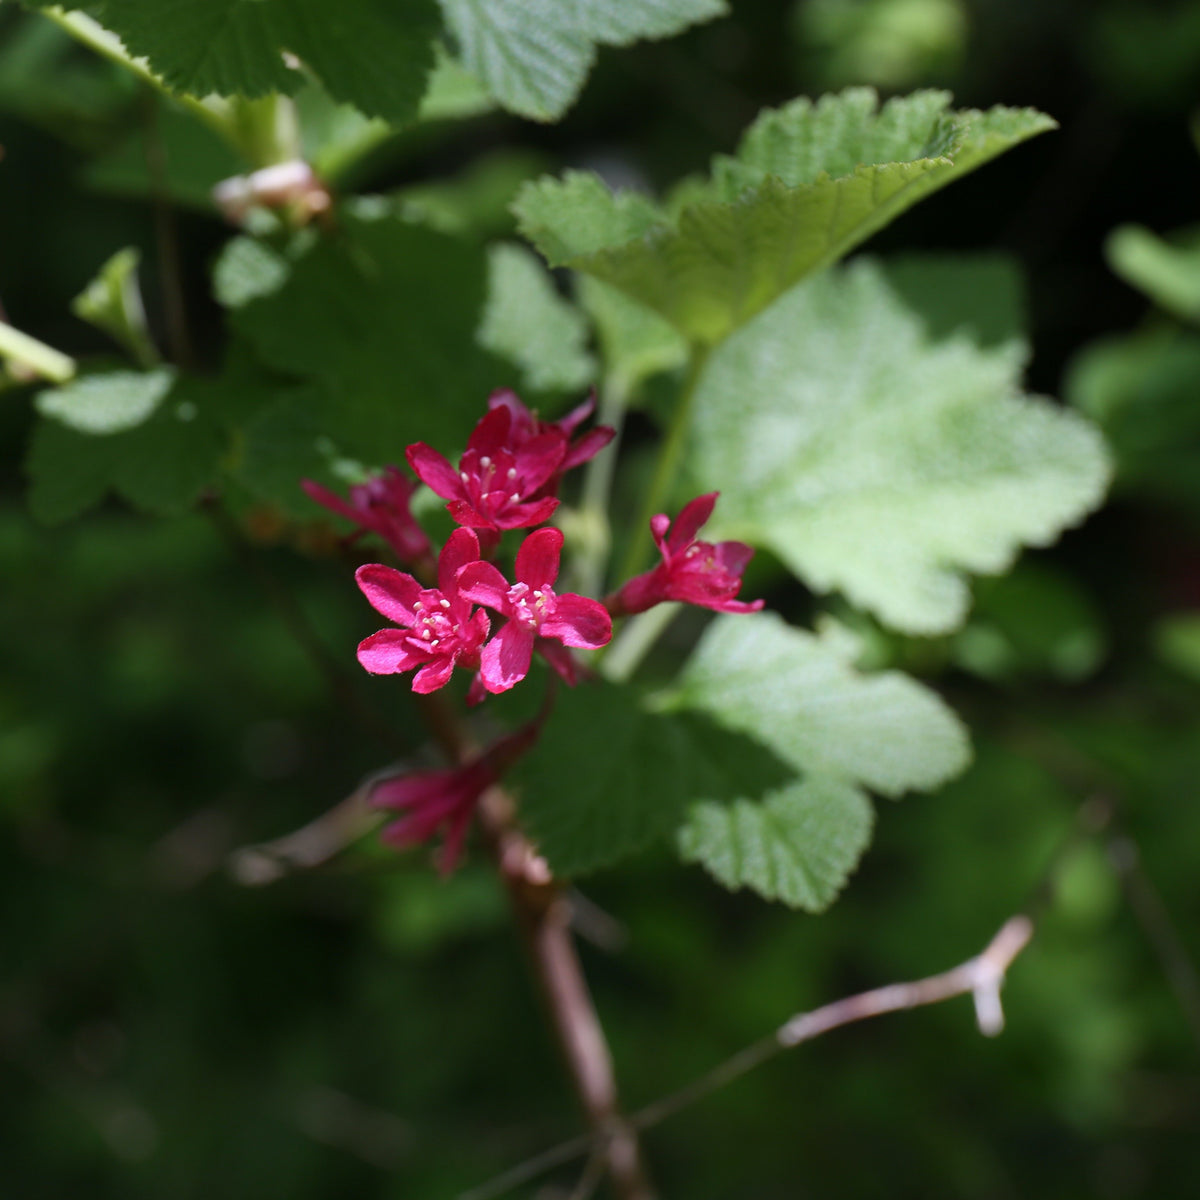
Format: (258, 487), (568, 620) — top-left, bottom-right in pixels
(370, 725), (538, 873)
(406, 405), (565, 532)
(487, 389), (614, 494)
(458, 527), (612, 693)
(302, 466), (432, 567)
(607, 492), (764, 617)
(356, 528), (490, 694)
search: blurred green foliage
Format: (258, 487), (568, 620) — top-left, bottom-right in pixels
(3, 2), (1200, 1199)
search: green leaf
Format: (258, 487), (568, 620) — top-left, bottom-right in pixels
(212, 236), (293, 310)
(437, 0), (728, 121)
(515, 89), (1055, 344)
(26, 378), (224, 523)
(513, 681), (792, 876)
(35, 368), (176, 435)
(70, 248), (159, 368)
(678, 779), (873, 911)
(76, 0), (440, 124)
(690, 257), (1110, 633)
(1106, 223), (1200, 324)
(233, 212), (511, 459)
(577, 277), (687, 393)
(477, 243), (595, 393)
(1066, 329), (1200, 513)
(676, 611), (970, 796)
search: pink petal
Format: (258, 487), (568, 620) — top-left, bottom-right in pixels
(438, 527), (481, 594)
(480, 625), (534, 693)
(467, 404), (512, 457)
(669, 492), (719, 552)
(405, 442), (463, 499)
(412, 656), (457, 693)
(302, 478), (362, 524)
(357, 629), (425, 674)
(540, 594), (612, 649)
(515, 431), (567, 493)
(496, 495), (560, 530)
(649, 513), (672, 557)
(554, 394), (595, 436)
(487, 388), (536, 437)
(713, 597), (765, 613)
(560, 424), (615, 471)
(370, 769), (452, 810)
(356, 563), (422, 624)
(457, 561), (512, 611)
(536, 639), (581, 686)
(449, 499), (499, 529)
(714, 539), (755, 575)
(515, 527), (562, 590)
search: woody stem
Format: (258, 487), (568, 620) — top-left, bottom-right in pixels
(417, 692), (655, 1200)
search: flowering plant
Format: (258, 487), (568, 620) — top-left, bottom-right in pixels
(8, 5), (1123, 1193)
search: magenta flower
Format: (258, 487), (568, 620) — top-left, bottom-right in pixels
(370, 724), (538, 873)
(606, 492), (765, 617)
(487, 389), (614, 494)
(355, 528), (490, 694)
(458, 527), (612, 693)
(405, 405), (565, 532)
(302, 466), (432, 567)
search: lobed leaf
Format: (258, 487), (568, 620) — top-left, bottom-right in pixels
(477, 243), (595, 393)
(35, 368), (175, 435)
(513, 680), (792, 877)
(47, 0), (441, 126)
(690, 257), (1111, 633)
(675, 611), (970, 797)
(514, 89), (1055, 344)
(437, 0), (728, 122)
(26, 378), (224, 523)
(678, 779), (873, 911)
(232, 211), (512, 459)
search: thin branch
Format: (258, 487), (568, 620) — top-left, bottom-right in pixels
(1107, 835), (1200, 1052)
(416, 691), (654, 1200)
(141, 92), (194, 370)
(459, 916), (1035, 1200)
(228, 780), (386, 886)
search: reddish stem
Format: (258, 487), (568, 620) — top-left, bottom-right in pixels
(417, 692), (654, 1200)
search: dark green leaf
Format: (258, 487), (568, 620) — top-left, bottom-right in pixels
(513, 680), (792, 876)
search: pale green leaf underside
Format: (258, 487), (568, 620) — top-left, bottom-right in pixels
(35, 368), (176, 435)
(74, 0), (440, 125)
(477, 243), (595, 392)
(1106, 223), (1200, 324)
(678, 779), (873, 911)
(515, 89), (1055, 343)
(438, 0), (728, 121)
(691, 259), (1111, 633)
(212, 236), (292, 309)
(677, 611), (970, 796)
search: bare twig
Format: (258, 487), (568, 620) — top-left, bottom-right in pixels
(417, 691), (654, 1200)
(141, 91), (193, 369)
(459, 916), (1034, 1200)
(228, 781), (385, 886)
(1107, 835), (1200, 1052)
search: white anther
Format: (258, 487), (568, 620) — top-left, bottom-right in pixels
(439, 598), (450, 609)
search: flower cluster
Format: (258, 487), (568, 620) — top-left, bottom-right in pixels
(606, 492), (764, 617)
(317, 389), (762, 868)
